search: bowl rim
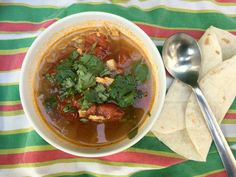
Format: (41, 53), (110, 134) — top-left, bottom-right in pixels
(20, 11), (166, 157)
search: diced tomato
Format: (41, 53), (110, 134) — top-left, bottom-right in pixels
(84, 33), (111, 60)
(97, 103), (124, 121)
(57, 100), (79, 121)
(71, 95), (81, 109)
(86, 105), (96, 115)
(85, 33), (109, 49)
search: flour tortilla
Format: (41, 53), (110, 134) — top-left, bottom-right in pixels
(152, 28), (222, 134)
(210, 26), (236, 60)
(185, 55), (236, 160)
(151, 27), (236, 161)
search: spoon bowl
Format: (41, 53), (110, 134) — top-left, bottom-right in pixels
(162, 33), (201, 87)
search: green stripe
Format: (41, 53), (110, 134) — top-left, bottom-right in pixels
(229, 99), (236, 110)
(0, 127), (235, 152)
(0, 130), (48, 149)
(131, 150), (236, 177)
(1, 4), (236, 30)
(0, 37), (35, 50)
(0, 85), (20, 102)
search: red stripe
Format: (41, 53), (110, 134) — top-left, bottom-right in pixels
(206, 170), (227, 177)
(136, 24), (204, 39)
(0, 53), (25, 71)
(225, 113), (236, 119)
(0, 104), (22, 111)
(0, 20), (206, 39)
(215, 0), (236, 3)
(0, 150), (184, 167)
(0, 20), (57, 32)
(1, 20), (236, 40)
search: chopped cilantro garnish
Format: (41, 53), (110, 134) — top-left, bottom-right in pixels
(69, 50), (79, 60)
(109, 75), (139, 107)
(45, 73), (55, 84)
(80, 84), (109, 109)
(61, 78), (75, 89)
(75, 71), (96, 93)
(44, 96), (57, 112)
(91, 42), (97, 51)
(80, 118), (89, 123)
(63, 104), (77, 113)
(43, 50), (148, 112)
(133, 61), (149, 82)
(80, 54), (106, 76)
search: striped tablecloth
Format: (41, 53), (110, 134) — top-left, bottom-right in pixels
(1, 1), (236, 176)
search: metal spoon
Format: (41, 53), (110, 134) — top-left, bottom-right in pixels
(162, 33), (236, 177)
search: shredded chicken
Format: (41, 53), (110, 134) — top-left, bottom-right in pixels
(88, 115), (105, 122)
(78, 110), (87, 117)
(77, 48), (83, 55)
(96, 77), (114, 86)
(106, 59), (117, 71)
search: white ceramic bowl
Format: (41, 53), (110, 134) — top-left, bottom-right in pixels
(20, 12), (166, 157)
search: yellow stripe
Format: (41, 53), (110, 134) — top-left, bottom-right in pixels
(43, 171), (127, 177)
(0, 69), (21, 74)
(194, 169), (224, 177)
(127, 147), (185, 159)
(226, 137), (236, 142)
(0, 82), (19, 86)
(0, 3), (61, 9)
(1, 2), (236, 18)
(0, 145), (55, 155)
(184, 0), (236, 6)
(222, 119), (236, 124)
(0, 48), (28, 55)
(0, 156), (162, 169)
(227, 110), (236, 113)
(0, 29), (44, 34)
(146, 131), (155, 137)
(0, 101), (21, 106)
(0, 127), (33, 135)
(0, 110), (24, 116)
(0, 19), (59, 24)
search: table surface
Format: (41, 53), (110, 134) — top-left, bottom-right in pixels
(0, 0), (236, 176)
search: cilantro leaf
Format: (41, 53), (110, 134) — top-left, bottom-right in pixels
(75, 71), (96, 93)
(55, 59), (77, 84)
(45, 73), (55, 84)
(69, 50), (79, 60)
(133, 61), (149, 82)
(80, 54), (106, 76)
(80, 97), (92, 110)
(44, 96), (57, 112)
(79, 84), (109, 109)
(61, 78), (75, 89)
(63, 104), (77, 113)
(109, 75), (138, 107)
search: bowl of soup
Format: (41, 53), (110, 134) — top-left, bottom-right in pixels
(20, 12), (166, 157)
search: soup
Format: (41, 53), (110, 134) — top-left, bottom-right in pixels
(35, 26), (155, 147)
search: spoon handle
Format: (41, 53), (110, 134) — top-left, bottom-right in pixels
(193, 84), (236, 177)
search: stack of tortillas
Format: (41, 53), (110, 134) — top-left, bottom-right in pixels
(152, 26), (236, 161)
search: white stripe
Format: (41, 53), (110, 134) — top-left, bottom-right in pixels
(0, 161), (153, 176)
(0, 30), (42, 40)
(221, 124), (236, 137)
(0, 114), (31, 131)
(230, 144), (236, 150)
(152, 39), (164, 46)
(0, 70), (21, 84)
(1, 0), (236, 15)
